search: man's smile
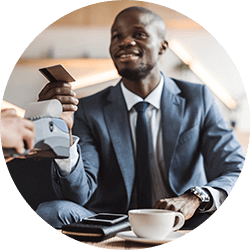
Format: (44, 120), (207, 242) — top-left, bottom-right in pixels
(115, 49), (142, 63)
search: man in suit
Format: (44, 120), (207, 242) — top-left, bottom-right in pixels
(36, 6), (244, 229)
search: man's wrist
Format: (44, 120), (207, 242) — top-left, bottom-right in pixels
(186, 186), (211, 211)
(69, 130), (73, 146)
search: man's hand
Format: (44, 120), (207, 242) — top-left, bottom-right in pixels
(38, 82), (79, 131)
(1, 109), (35, 158)
(154, 193), (202, 220)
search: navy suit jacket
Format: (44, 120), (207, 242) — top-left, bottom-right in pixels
(52, 75), (244, 214)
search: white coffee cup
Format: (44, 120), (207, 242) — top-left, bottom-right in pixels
(128, 209), (185, 240)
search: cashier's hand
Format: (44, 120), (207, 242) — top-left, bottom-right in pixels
(38, 82), (79, 130)
(154, 193), (202, 220)
(1, 109), (35, 162)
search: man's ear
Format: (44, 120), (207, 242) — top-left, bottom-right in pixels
(159, 40), (168, 55)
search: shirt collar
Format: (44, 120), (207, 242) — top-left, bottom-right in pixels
(121, 75), (164, 111)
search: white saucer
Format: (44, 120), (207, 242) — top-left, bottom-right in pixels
(117, 231), (185, 245)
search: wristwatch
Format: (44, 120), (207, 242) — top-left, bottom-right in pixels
(188, 186), (211, 211)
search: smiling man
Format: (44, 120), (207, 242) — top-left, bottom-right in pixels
(109, 7), (167, 85)
(36, 6), (244, 229)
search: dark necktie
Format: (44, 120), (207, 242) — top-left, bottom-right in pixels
(134, 101), (152, 208)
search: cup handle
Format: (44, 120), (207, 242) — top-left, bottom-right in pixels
(172, 212), (185, 231)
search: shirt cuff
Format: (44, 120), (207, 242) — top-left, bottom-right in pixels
(54, 135), (80, 177)
(201, 186), (227, 213)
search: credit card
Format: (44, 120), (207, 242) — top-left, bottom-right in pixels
(39, 64), (76, 83)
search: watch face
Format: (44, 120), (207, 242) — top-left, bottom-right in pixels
(190, 187), (210, 203)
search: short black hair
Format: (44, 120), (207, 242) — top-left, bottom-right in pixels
(114, 6), (166, 39)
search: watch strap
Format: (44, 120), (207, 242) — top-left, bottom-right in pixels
(188, 186), (211, 211)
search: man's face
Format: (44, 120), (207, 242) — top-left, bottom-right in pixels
(109, 11), (164, 81)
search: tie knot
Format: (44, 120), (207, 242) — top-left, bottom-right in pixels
(134, 102), (149, 113)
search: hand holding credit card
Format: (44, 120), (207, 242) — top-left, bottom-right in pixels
(38, 64), (78, 134)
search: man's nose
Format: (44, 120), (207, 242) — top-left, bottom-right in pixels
(120, 37), (136, 47)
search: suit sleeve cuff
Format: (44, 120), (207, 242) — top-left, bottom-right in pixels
(200, 186), (227, 213)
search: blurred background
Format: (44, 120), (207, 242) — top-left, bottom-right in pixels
(2, 0), (249, 154)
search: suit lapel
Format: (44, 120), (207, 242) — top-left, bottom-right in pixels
(161, 76), (185, 175)
(103, 82), (135, 204)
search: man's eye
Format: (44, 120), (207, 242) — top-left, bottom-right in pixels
(112, 34), (121, 40)
(135, 32), (147, 39)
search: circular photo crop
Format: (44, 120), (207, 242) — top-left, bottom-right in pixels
(1, 1), (249, 249)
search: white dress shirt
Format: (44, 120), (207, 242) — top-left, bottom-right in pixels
(121, 77), (171, 207)
(55, 76), (226, 212)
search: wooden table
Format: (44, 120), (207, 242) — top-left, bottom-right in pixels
(82, 230), (191, 249)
